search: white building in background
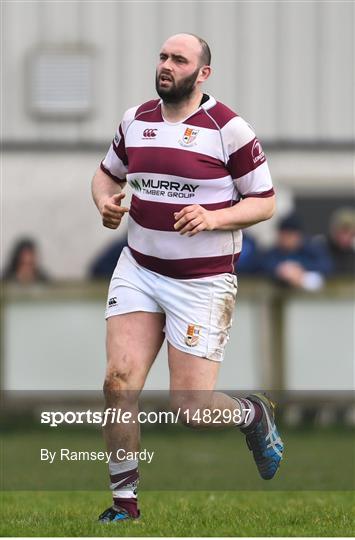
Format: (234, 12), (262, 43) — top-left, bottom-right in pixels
(2, 1), (354, 278)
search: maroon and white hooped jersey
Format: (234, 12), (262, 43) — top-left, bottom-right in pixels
(101, 94), (274, 279)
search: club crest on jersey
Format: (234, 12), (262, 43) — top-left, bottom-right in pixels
(185, 324), (201, 347)
(179, 127), (199, 147)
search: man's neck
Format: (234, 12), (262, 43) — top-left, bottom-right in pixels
(161, 90), (204, 123)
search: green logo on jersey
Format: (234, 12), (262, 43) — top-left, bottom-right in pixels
(129, 178), (142, 191)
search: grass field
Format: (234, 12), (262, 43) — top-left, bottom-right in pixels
(1, 426), (354, 536)
(1, 490), (354, 536)
(2, 425), (353, 490)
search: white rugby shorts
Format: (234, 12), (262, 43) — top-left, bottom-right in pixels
(105, 247), (238, 362)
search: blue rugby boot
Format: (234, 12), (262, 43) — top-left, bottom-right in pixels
(241, 393), (284, 480)
(98, 506), (140, 522)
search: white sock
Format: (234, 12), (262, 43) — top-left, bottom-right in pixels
(109, 459), (139, 499)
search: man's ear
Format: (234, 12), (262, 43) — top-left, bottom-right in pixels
(198, 65), (212, 84)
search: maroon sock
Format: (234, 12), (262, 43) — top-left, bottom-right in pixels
(249, 401), (263, 426)
(239, 398), (263, 429)
(113, 497), (140, 518)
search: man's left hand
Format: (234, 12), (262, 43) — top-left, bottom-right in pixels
(174, 205), (216, 236)
(276, 261), (305, 288)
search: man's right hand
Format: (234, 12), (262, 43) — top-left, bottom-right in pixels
(99, 193), (130, 229)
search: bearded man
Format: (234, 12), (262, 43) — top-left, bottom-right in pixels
(92, 33), (284, 522)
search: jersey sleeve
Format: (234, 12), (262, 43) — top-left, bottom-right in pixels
(223, 116), (274, 198)
(100, 122), (128, 183)
(100, 106), (138, 183)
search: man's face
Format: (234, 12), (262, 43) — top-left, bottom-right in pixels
(278, 230), (303, 252)
(156, 36), (203, 103)
(332, 226), (355, 249)
(18, 247), (37, 270)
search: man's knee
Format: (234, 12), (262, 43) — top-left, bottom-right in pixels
(103, 362), (138, 405)
(170, 392), (211, 429)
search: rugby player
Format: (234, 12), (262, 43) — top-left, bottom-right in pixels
(92, 33), (284, 523)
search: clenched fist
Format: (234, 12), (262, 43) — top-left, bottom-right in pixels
(99, 193), (130, 229)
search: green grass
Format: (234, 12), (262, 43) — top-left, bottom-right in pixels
(2, 426), (354, 490)
(1, 490), (354, 536)
(1, 427), (354, 535)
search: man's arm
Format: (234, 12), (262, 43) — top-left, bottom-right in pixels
(91, 167), (129, 230)
(174, 196), (275, 236)
(175, 114), (277, 236)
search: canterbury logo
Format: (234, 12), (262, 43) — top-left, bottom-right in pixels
(142, 129), (157, 138)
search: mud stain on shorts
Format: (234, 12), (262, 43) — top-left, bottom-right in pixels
(208, 292), (237, 361)
(219, 293), (236, 330)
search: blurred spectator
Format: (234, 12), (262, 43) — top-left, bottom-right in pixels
(326, 208), (355, 275)
(261, 213), (333, 291)
(89, 237), (128, 279)
(236, 233), (262, 274)
(2, 238), (49, 284)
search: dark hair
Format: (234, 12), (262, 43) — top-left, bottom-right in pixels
(279, 213), (303, 233)
(3, 238), (37, 279)
(186, 33), (211, 66)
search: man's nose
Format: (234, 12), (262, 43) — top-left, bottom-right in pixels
(161, 58), (173, 70)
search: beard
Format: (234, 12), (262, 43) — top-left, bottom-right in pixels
(155, 67), (200, 104)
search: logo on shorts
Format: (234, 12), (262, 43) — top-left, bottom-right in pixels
(108, 297), (117, 307)
(185, 324), (201, 347)
(179, 127), (199, 147)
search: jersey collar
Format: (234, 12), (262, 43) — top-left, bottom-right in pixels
(200, 94), (216, 111)
(158, 93), (216, 112)
(158, 94), (217, 125)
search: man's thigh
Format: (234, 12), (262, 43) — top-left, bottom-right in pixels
(168, 342), (220, 391)
(162, 273), (238, 363)
(104, 247), (166, 391)
(106, 312), (165, 391)
(168, 343), (220, 418)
